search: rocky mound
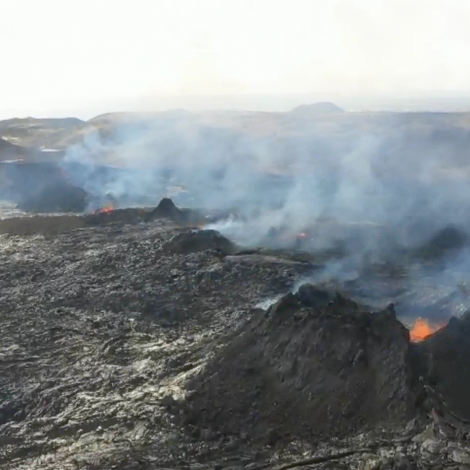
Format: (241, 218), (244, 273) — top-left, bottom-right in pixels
(165, 229), (237, 255)
(184, 285), (422, 444)
(146, 197), (199, 223)
(416, 312), (470, 421)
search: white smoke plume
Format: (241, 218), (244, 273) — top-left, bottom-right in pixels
(62, 109), (470, 256)
(59, 109), (470, 319)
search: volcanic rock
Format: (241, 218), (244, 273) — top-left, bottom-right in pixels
(0, 219), (311, 468)
(165, 229), (237, 255)
(147, 197), (197, 223)
(0, 208), (152, 236)
(0, 214), (86, 236)
(296, 283), (336, 308)
(416, 311), (470, 421)
(84, 207), (149, 227)
(184, 285), (421, 443)
(1, 215), (470, 469)
(149, 197), (181, 218)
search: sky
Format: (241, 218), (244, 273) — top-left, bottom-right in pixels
(2, 0), (470, 118)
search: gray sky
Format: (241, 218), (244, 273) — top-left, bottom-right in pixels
(2, 0), (470, 118)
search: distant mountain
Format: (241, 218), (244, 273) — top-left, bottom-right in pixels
(289, 102), (345, 116)
(89, 109), (191, 123)
(0, 117), (86, 149)
(0, 117), (84, 129)
(0, 138), (65, 163)
(0, 138), (36, 162)
(2, 107), (470, 172)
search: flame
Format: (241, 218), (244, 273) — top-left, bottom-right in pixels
(410, 318), (445, 342)
(297, 232), (308, 239)
(94, 205), (114, 214)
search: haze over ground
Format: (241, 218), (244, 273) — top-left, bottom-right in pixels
(2, 0), (470, 119)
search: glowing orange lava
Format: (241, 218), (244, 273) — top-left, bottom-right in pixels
(410, 318), (445, 342)
(95, 205), (114, 214)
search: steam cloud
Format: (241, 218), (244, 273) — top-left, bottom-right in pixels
(63, 112), (470, 245)
(61, 109), (470, 318)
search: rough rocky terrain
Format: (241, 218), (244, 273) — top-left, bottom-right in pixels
(0, 216), (308, 469)
(1, 211), (470, 469)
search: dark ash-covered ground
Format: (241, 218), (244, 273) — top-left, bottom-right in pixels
(2, 213), (470, 469)
(0, 217), (308, 469)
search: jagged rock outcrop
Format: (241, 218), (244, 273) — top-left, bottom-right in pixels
(416, 311), (470, 421)
(165, 229), (237, 255)
(146, 197), (201, 224)
(184, 285), (422, 443)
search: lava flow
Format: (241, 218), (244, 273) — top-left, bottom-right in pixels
(410, 318), (445, 342)
(94, 205), (114, 215)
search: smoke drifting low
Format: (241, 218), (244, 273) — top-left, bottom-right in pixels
(63, 110), (470, 245)
(60, 108), (470, 319)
